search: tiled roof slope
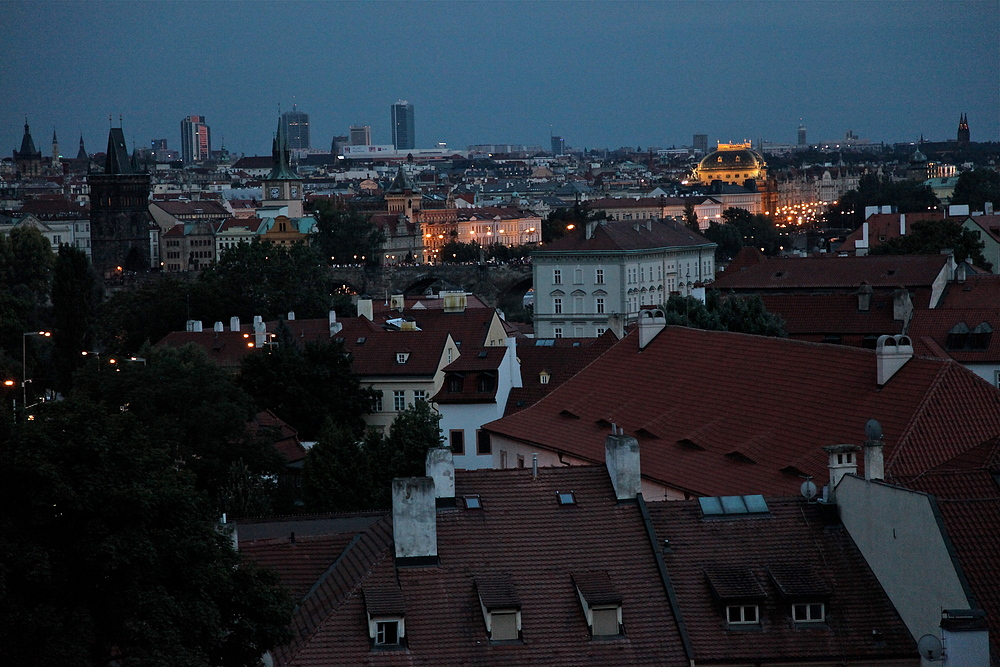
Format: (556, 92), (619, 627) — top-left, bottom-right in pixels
(760, 292), (902, 338)
(536, 218), (714, 253)
(938, 273), (1000, 308)
(898, 439), (1000, 667)
(485, 327), (1000, 495)
(908, 307), (1000, 363)
(648, 497), (916, 663)
(272, 466), (690, 666)
(713, 254), (949, 291)
(839, 212), (945, 252)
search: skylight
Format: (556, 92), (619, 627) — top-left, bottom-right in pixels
(699, 494), (769, 517)
(463, 495), (482, 510)
(556, 491), (576, 505)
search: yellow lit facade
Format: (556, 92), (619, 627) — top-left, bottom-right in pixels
(694, 142), (768, 185)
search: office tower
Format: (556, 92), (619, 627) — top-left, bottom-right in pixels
(331, 135), (348, 155)
(180, 115), (211, 164)
(350, 125), (372, 146)
(151, 138), (167, 150)
(551, 135), (565, 155)
(692, 134), (708, 153)
(798, 124), (807, 147)
(391, 100), (415, 150)
(282, 104), (310, 150)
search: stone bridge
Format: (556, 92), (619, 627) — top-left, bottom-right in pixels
(328, 263), (533, 308)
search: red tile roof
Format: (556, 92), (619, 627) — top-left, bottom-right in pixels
(907, 307), (1000, 362)
(537, 218), (714, 253)
(505, 334), (618, 415)
(485, 326), (1000, 495)
(839, 212), (945, 252)
(760, 293), (903, 338)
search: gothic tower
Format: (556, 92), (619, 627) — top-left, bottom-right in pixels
(76, 133), (88, 160)
(957, 113), (970, 146)
(13, 119), (42, 177)
(89, 126), (153, 277)
(52, 128), (59, 166)
(261, 116), (303, 217)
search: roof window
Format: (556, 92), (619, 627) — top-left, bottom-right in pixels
(556, 491), (576, 505)
(463, 495), (482, 510)
(478, 350), (489, 359)
(356, 337), (366, 345)
(396, 352), (410, 364)
(699, 494), (769, 517)
(363, 586), (406, 649)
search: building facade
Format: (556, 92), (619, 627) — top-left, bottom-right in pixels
(179, 115), (210, 164)
(349, 125), (372, 146)
(281, 105), (310, 150)
(391, 100), (415, 150)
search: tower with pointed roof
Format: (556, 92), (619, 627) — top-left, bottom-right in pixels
(13, 119), (42, 177)
(957, 113), (970, 146)
(76, 134), (88, 161)
(261, 117), (303, 217)
(89, 126), (153, 277)
(385, 165), (422, 216)
(51, 129), (60, 167)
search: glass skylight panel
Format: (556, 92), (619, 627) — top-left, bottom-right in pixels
(743, 494), (769, 514)
(720, 495), (748, 514)
(556, 491), (576, 505)
(463, 495), (482, 510)
(699, 496), (724, 515)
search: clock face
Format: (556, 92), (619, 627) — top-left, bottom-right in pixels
(290, 187), (298, 197)
(269, 187), (280, 199)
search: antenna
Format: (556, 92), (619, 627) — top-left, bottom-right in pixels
(800, 477), (818, 501)
(532, 453), (538, 479)
(916, 634), (943, 661)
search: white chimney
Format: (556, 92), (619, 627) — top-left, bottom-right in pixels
(186, 320), (203, 332)
(605, 431), (641, 500)
(864, 206), (879, 220)
(638, 308), (666, 349)
(607, 312), (625, 339)
(357, 298), (374, 321)
(214, 321), (224, 332)
(229, 316), (241, 332)
(864, 433), (885, 482)
(329, 309), (342, 335)
(585, 220), (598, 239)
(856, 222), (869, 256)
(507, 336), (522, 388)
(287, 311), (295, 321)
(948, 204), (970, 218)
(823, 444), (860, 503)
(985, 202), (994, 215)
(254, 320), (266, 348)
(391, 294), (405, 312)
(392, 477), (437, 560)
(899, 213), (906, 236)
(253, 315), (262, 326)
(876, 335), (913, 385)
(425, 447), (455, 504)
(892, 290), (913, 322)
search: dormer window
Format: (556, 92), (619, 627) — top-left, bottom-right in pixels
(573, 571), (623, 637)
(363, 586), (406, 649)
(704, 566), (766, 627)
(475, 575), (522, 642)
(396, 352), (410, 364)
(727, 604), (759, 625)
(478, 373), (496, 393)
(539, 371), (551, 385)
(768, 564), (831, 626)
(447, 375), (463, 393)
(793, 602), (826, 623)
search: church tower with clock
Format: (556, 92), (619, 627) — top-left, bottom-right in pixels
(262, 117), (303, 217)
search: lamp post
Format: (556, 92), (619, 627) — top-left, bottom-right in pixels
(22, 331), (51, 410)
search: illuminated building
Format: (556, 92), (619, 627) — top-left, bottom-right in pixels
(179, 115), (210, 164)
(694, 142), (767, 186)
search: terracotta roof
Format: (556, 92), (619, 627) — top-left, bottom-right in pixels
(839, 212), (945, 252)
(963, 214), (1000, 242)
(505, 334), (617, 416)
(536, 218), (714, 253)
(433, 347), (507, 404)
(713, 254), (950, 292)
(217, 216), (265, 232)
(759, 293), (903, 337)
(649, 497), (916, 663)
(937, 273), (1000, 308)
(152, 200), (229, 217)
(485, 326), (1000, 495)
(249, 409), (306, 463)
(907, 307), (1000, 362)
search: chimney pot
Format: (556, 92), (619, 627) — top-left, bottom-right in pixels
(823, 444), (860, 503)
(638, 308), (666, 349)
(214, 321), (224, 332)
(230, 316), (241, 332)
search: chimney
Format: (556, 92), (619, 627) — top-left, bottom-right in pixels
(425, 447), (455, 507)
(892, 290), (913, 322)
(392, 477), (437, 562)
(638, 308), (666, 349)
(633, 222), (640, 233)
(646, 219), (652, 231)
(876, 335), (913, 385)
(186, 320), (203, 332)
(864, 205), (879, 220)
(856, 283), (872, 312)
(822, 444), (860, 503)
(253, 315), (263, 326)
(254, 320), (266, 348)
(442, 291), (467, 313)
(391, 294), (405, 312)
(229, 316), (241, 332)
(856, 222), (869, 256)
(585, 220), (597, 239)
(214, 321), (224, 332)
(287, 311), (295, 321)
(329, 309), (342, 335)
(985, 202), (994, 215)
(863, 419), (885, 481)
(605, 430), (641, 500)
(899, 213), (906, 236)
(948, 204), (970, 218)
(357, 297), (374, 321)
(607, 312), (625, 339)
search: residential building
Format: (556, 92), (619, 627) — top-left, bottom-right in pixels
(391, 100), (414, 150)
(692, 133), (708, 153)
(550, 135), (565, 155)
(531, 218), (716, 338)
(586, 196), (723, 229)
(179, 115), (210, 164)
(281, 105), (310, 150)
(0, 213), (90, 258)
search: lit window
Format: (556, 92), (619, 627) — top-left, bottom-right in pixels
(393, 390), (405, 411)
(793, 602), (825, 623)
(539, 371), (550, 385)
(727, 605), (759, 624)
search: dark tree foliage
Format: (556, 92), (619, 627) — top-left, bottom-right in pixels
(0, 228), (52, 353)
(50, 244), (102, 393)
(950, 169), (1000, 211)
(483, 242), (533, 263)
(310, 200), (386, 266)
(721, 208), (782, 256)
(869, 218), (992, 271)
(0, 399), (292, 667)
(543, 203), (601, 243)
(439, 240), (482, 263)
(661, 290), (786, 337)
(703, 221), (744, 262)
(238, 336), (375, 441)
(199, 239), (335, 321)
(825, 173), (940, 229)
(384, 399), (445, 479)
(683, 200), (699, 232)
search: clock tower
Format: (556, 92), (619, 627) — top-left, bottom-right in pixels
(262, 117), (303, 217)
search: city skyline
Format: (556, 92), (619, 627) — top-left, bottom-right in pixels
(2, 0), (998, 157)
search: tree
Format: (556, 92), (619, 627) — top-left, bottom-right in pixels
(703, 221), (743, 262)
(301, 423), (382, 511)
(0, 398), (292, 666)
(543, 203), (600, 243)
(825, 173), (940, 229)
(683, 201), (699, 232)
(950, 169), (1000, 211)
(50, 244), (102, 394)
(310, 201), (385, 266)
(661, 290), (786, 337)
(438, 240), (481, 263)
(384, 399), (444, 480)
(869, 218), (991, 270)
(721, 208), (781, 255)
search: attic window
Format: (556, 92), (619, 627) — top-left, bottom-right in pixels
(559, 409), (580, 419)
(356, 337), (367, 345)
(793, 602), (826, 623)
(463, 495), (482, 510)
(447, 375), (463, 393)
(478, 350), (489, 358)
(886, 269), (896, 276)
(396, 352), (410, 364)
(677, 438), (706, 451)
(725, 451), (756, 464)
(699, 495), (769, 517)
(363, 586), (406, 649)
(556, 491), (576, 505)
(478, 373), (496, 393)
(475, 575), (521, 642)
(539, 371), (551, 385)
(573, 572), (623, 637)
(727, 604), (759, 625)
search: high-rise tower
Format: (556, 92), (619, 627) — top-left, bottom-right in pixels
(89, 126), (153, 276)
(957, 114), (970, 145)
(180, 115), (211, 164)
(798, 124), (807, 147)
(282, 105), (310, 150)
(391, 100), (415, 150)
(349, 125), (372, 146)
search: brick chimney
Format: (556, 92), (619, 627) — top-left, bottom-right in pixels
(605, 429), (641, 500)
(823, 444), (860, 503)
(392, 477), (437, 563)
(425, 447), (455, 507)
(876, 335), (913, 385)
(638, 308), (666, 349)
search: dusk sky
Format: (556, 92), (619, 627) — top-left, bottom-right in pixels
(3, 1), (998, 158)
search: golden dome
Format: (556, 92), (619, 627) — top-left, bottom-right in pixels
(695, 142), (767, 185)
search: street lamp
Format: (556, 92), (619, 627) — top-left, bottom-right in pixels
(22, 331), (51, 410)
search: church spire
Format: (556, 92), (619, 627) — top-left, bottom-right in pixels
(266, 115), (298, 180)
(77, 133), (88, 161)
(958, 113), (970, 145)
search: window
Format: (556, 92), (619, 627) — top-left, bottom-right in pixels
(596, 297), (605, 314)
(463, 494), (482, 509)
(640, 266), (645, 282)
(793, 602), (825, 623)
(556, 491), (576, 505)
(727, 605), (759, 625)
(517, 454), (525, 468)
(539, 371), (550, 385)
(447, 347), (453, 363)
(573, 268), (583, 284)
(477, 429), (491, 455)
(372, 393), (383, 412)
(553, 268), (562, 284)
(553, 327), (563, 339)
(500, 450), (508, 468)
(450, 429), (465, 455)
(413, 390), (427, 403)
(592, 608), (620, 636)
(375, 620), (399, 645)
(596, 327), (606, 336)
(478, 374), (495, 393)
(553, 297), (562, 314)
(491, 611), (518, 640)
(393, 390), (406, 411)
(596, 268), (604, 284)
(396, 352), (409, 364)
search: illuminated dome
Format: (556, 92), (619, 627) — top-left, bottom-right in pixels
(695, 142), (767, 185)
